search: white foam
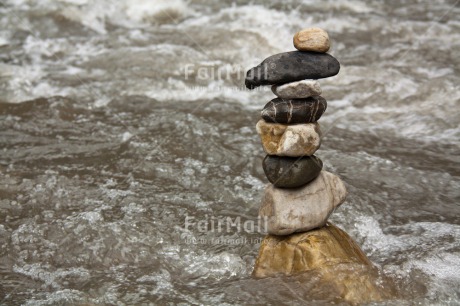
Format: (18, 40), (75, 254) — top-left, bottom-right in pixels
(94, 96), (111, 107)
(0, 36), (8, 47)
(410, 253), (460, 281)
(181, 251), (248, 281)
(23, 289), (89, 306)
(415, 67), (454, 78)
(136, 269), (173, 294)
(125, 0), (189, 24)
(354, 217), (460, 297)
(300, 0), (375, 13)
(121, 131), (133, 142)
(354, 216), (406, 255)
(14, 263), (91, 289)
(79, 211), (103, 223)
(38, 0), (191, 33)
(121, 202), (146, 214)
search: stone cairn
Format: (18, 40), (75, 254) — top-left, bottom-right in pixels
(245, 28), (392, 303)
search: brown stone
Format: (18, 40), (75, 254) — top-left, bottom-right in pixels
(256, 119), (321, 157)
(252, 223), (395, 303)
(253, 223), (371, 277)
(293, 27), (330, 53)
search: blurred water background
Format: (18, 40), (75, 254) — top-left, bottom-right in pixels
(0, 0), (459, 304)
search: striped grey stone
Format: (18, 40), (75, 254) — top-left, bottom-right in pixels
(261, 96), (327, 124)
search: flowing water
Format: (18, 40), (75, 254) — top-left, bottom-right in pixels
(1, 0), (459, 305)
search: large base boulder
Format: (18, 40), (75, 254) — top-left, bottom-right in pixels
(253, 223), (395, 303)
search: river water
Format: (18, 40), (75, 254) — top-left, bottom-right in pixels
(1, 0), (459, 305)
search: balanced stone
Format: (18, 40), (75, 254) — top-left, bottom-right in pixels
(259, 171), (347, 235)
(261, 96), (327, 124)
(245, 51), (340, 89)
(293, 27), (330, 53)
(262, 155), (322, 188)
(256, 120), (321, 157)
(252, 223), (393, 303)
(271, 79), (322, 99)
(253, 223), (372, 278)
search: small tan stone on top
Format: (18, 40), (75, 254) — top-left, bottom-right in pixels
(293, 27), (330, 53)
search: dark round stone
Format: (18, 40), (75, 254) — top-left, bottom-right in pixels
(262, 155), (323, 188)
(261, 96), (327, 124)
(245, 51), (340, 89)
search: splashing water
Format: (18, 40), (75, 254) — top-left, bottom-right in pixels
(1, 0), (459, 304)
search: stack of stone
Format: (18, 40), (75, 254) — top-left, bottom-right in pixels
(246, 27), (347, 236)
(244, 28), (392, 303)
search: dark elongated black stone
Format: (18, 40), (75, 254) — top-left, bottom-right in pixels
(261, 96), (327, 124)
(245, 51), (340, 89)
(263, 155), (323, 188)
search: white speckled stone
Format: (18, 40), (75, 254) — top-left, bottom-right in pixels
(256, 119), (321, 157)
(271, 80), (322, 99)
(259, 171), (347, 235)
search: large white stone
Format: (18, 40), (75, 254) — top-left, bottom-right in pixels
(271, 79), (322, 99)
(256, 119), (321, 157)
(259, 171), (347, 235)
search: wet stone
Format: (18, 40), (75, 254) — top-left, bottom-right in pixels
(262, 155), (323, 188)
(259, 171), (347, 235)
(252, 223), (372, 279)
(271, 79), (322, 99)
(252, 223), (395, 303)
(256, 119), (321, 157)
(245, 51), (340, 89)
(261, 96), (327, 124)
(293, 27), (330, 53)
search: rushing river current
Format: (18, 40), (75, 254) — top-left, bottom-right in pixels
(1, 0), (459, 305)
